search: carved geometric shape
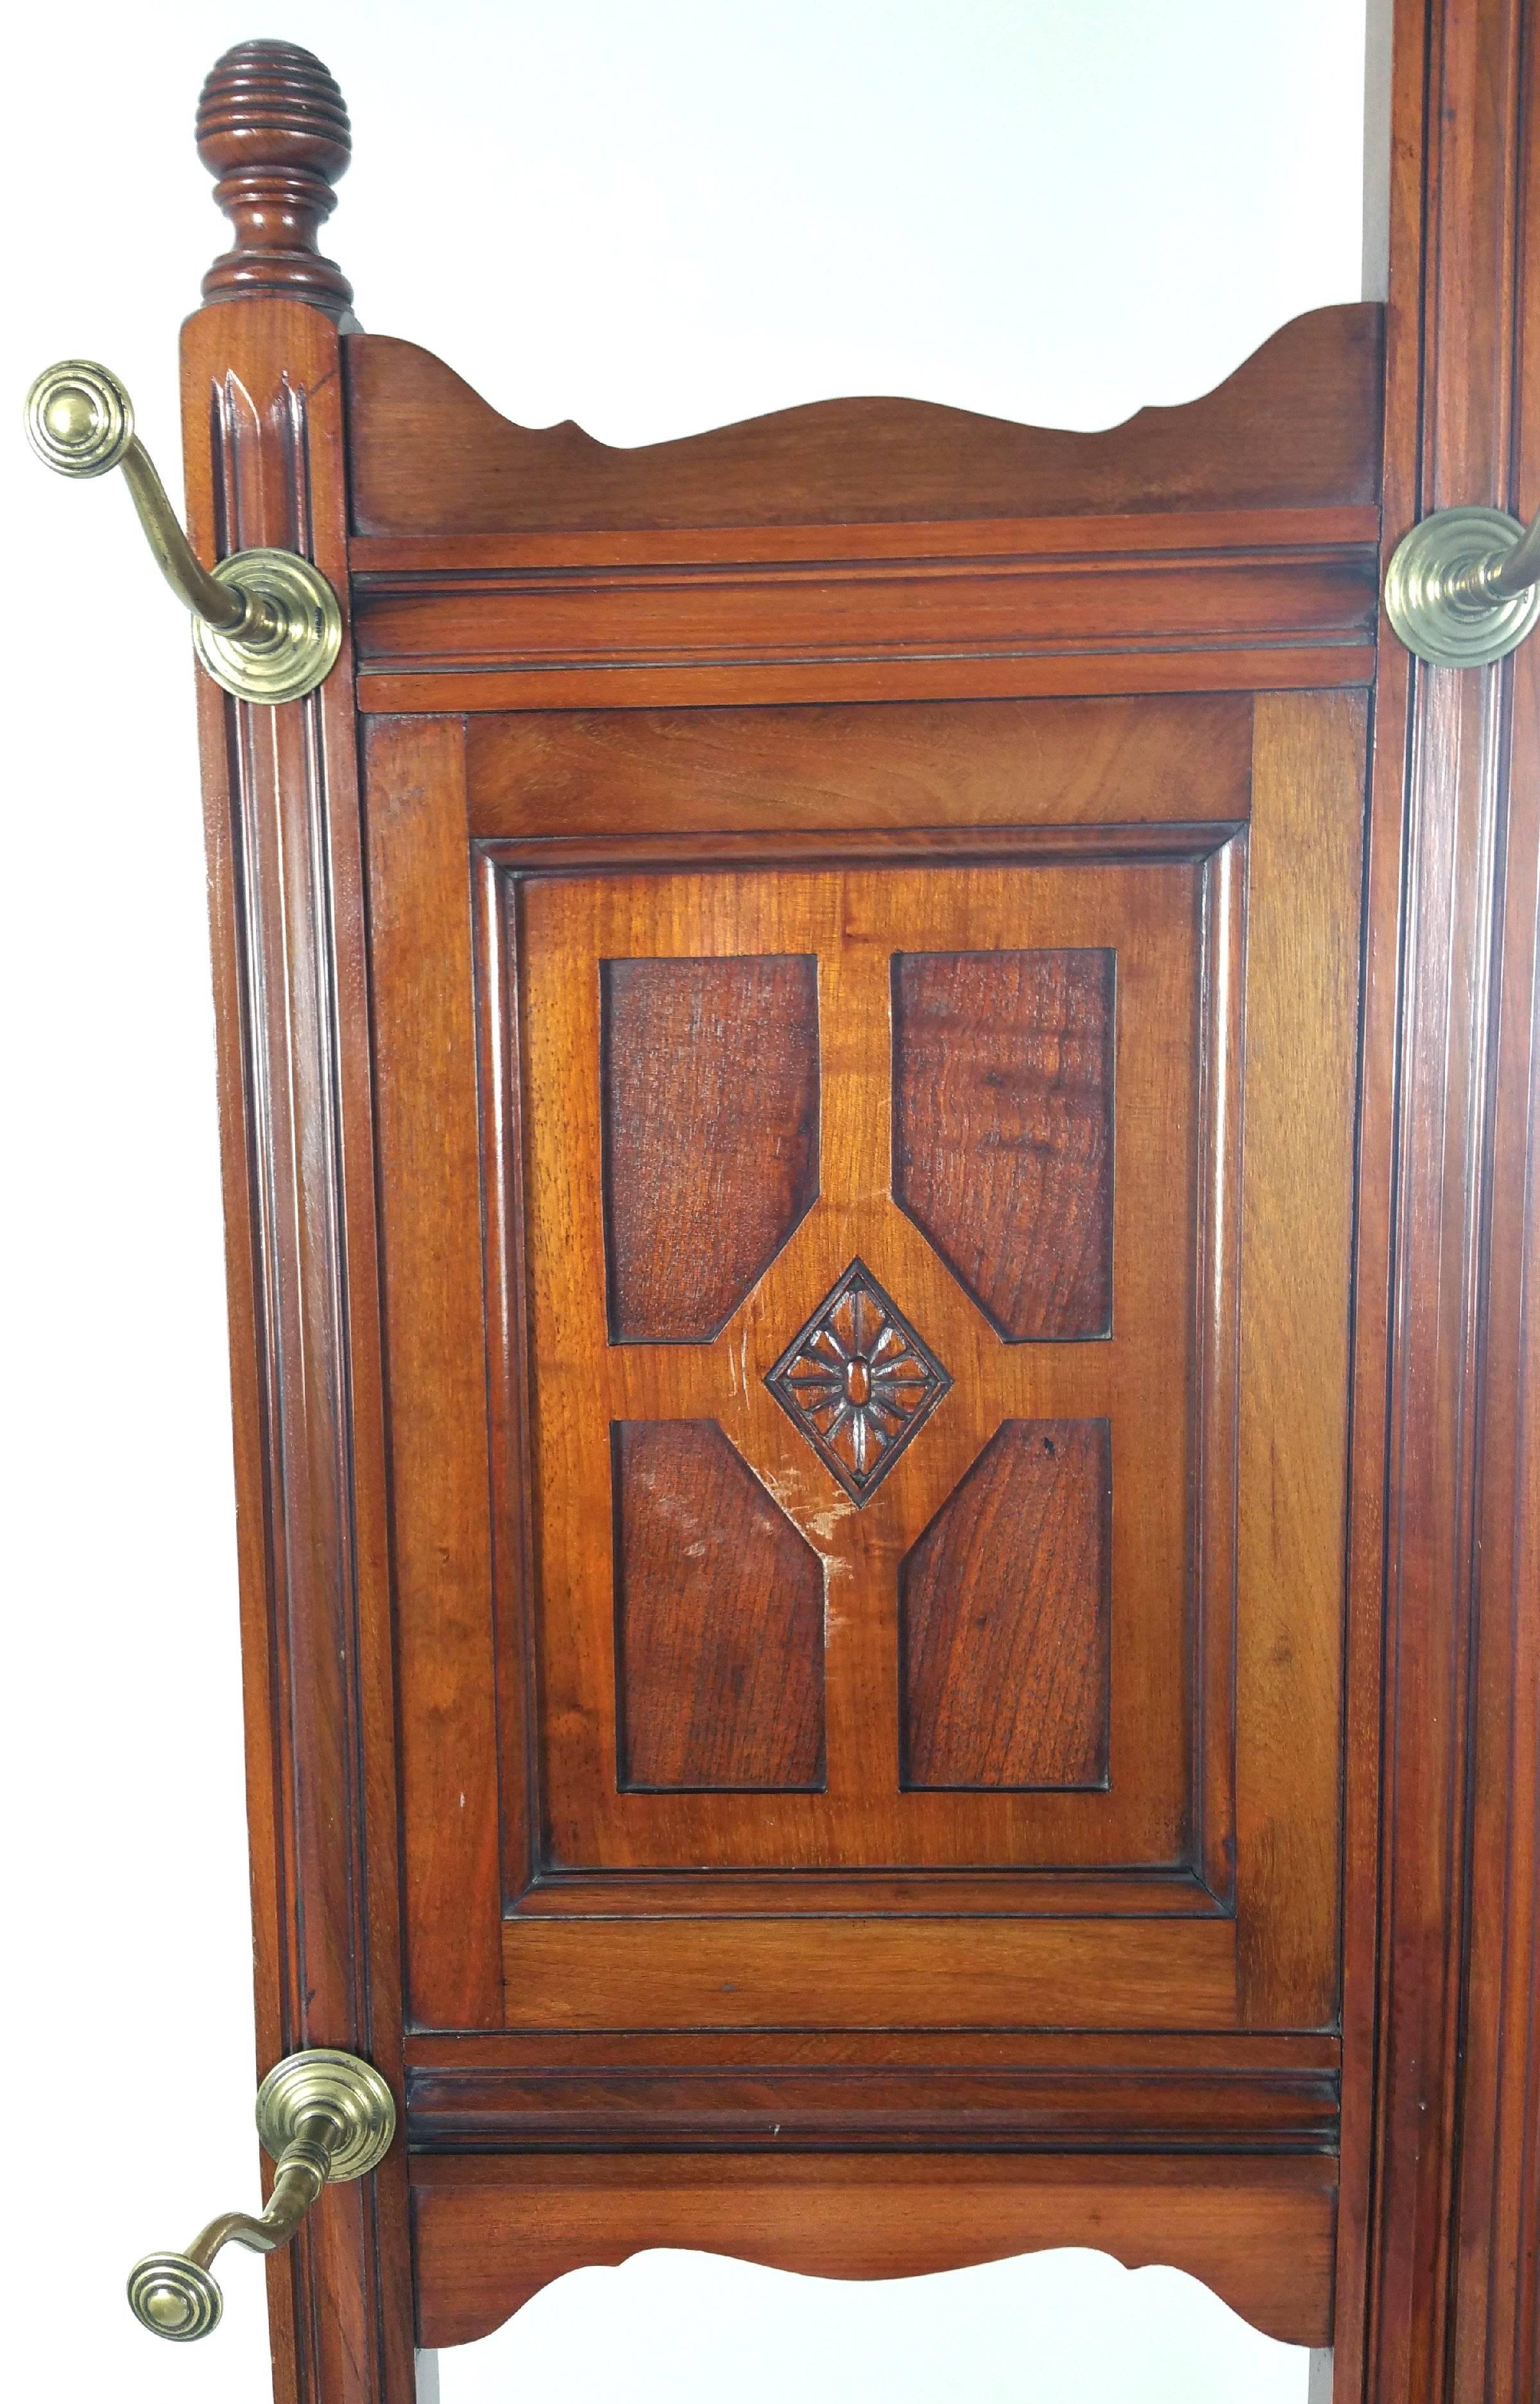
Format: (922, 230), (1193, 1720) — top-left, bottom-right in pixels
(613, 1420), (826, 1791)
(766, 1260), (950, 1504)
(900, 1420), (1111, 1789)
(601, 954), (819, 1343)
(892, 949), (1115, 1340)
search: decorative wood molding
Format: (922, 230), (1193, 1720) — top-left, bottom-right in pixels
(343, 304), (1382, 537)
(409, 2154), (1338, 2352)
(196, 40), (354, 317)
(181, 298), (412, 2400)
(1340, 1), (1540, 2398)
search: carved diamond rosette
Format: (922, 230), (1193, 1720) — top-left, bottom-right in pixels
(766, 1261), (951, 1503)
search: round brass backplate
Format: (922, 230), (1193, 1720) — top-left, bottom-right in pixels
(194, 547), (345, 705)
(255, 2048), (396, 2182)
(1383, 505), (1540, 667)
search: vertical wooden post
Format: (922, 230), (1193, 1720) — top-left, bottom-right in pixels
(1350, 1), (1540, 2396)
(181, 43), (413, 2404)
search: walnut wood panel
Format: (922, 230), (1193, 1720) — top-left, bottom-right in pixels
(410, 2154), (1337, 2349)
(499, 1910), (1236, 2032)
(601, 953), (819, 1342)
(893, 950), (1115, 1339)
(517, 857), (1205, 1881)
(466, 692), (1253, 841)
(404, 2028), (1340, 2152)
(1233, 692), (1365, 2032)
(613, 1420), (826, 1790)
(900, 1420), (1111, 1789)
(345, 304), (1380, 535)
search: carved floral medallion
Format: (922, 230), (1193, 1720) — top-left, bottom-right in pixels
(766, 1260), (950, 1502)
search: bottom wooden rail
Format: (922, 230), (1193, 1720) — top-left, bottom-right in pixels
(410, 2151), (1335, 2351)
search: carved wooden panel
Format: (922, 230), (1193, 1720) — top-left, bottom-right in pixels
(613, 1419), (825, 1791)
(900, 1419), (1111, 1789)
(601, 953), (819, 1342)
(764, 1259), (952, 1502)
(513, 853), (1204, 1902)
(892, 949), (1115, 1339)
(364, 685), (1365, 2057)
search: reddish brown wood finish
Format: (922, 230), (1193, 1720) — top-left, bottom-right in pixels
(613, 1419), (826, 1790)
(409, 2154), (1338, 2351)
(345, 305), (1380, 535)
(601, 953), (819, 1342)
(899, 1418), (1111, 1789)
(404, 2028), (1342, 2153)
(180, 297), (412, 2401)
(196, 42), (353, 316)
(892, 949), (1115, 1341)
(173, 12), (1540, 2400)
(1336, 4), (1540, 2400)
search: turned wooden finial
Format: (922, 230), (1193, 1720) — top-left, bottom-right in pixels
(196, 40), (353, 318)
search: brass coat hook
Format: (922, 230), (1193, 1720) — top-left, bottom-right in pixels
(126, 2050), (395, 2342)
(1384, 499), (1540, 665)
(24, 359), (343, 703)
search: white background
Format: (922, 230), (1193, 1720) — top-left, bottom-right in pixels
(3, 5), (1372, 2398)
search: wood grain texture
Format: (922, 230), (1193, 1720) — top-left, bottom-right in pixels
(1233, 692), (1365, 2029)
(466, 693), (1254, 841)
(180, 296), (412, 2404)
(900, 1420), (1111, 1789)
(892, 950), (1115, 1339)
(404, 2027), (1340, 2152)
(345, 304), (1380, 535)
(614, 1420), (826, 1790)
(348, 537), (1377, 716)
(170, 4), (1540, 2384)
(1340, 4), (1540, 2399)
(601, 954), (819, 1341)
(498, 1914), (1236, 2032)
(411, 2153), (1337, 2349)
(515, 856), (1204, 1886)
(363, 716), (503, 2027)
(195, 40), (353, 314)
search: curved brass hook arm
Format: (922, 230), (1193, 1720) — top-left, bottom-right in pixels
(1384, 498), (1540, 665)
(127, 2050), (395, 2343)
(24, 359), (343, 703)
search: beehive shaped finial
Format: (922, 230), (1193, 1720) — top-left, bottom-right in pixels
(196, 40), (354, 318)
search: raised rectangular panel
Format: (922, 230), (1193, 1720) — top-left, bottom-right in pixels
(892, 949), (1115, 1339)
(900, 1419), (1111, 1789)
(613, 1419), (826, 1792)
(601, 953), (819, 1341)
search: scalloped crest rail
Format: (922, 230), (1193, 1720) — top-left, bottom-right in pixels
(175, 24), (1540, 2404)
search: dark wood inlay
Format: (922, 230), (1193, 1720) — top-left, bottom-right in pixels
(613, 1420), (826, 1792)
(601, 954), (819, 1342)
(901, 1420), (1111, 1790)
(893, 948), (1115, 1340)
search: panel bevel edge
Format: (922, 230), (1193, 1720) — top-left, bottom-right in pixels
(472, 839), (538, 1910)
(1194, 829), (1247, 1906)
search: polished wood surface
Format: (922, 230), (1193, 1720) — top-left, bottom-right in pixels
(175, 12), (1540, 2398)
(181, 295), (413, 2403)
(410, 2154), (1337, 2351)
(1340, 3), (1540, 2397)
(345, 304), (1380, 535)
(196, 41), (354, 316)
